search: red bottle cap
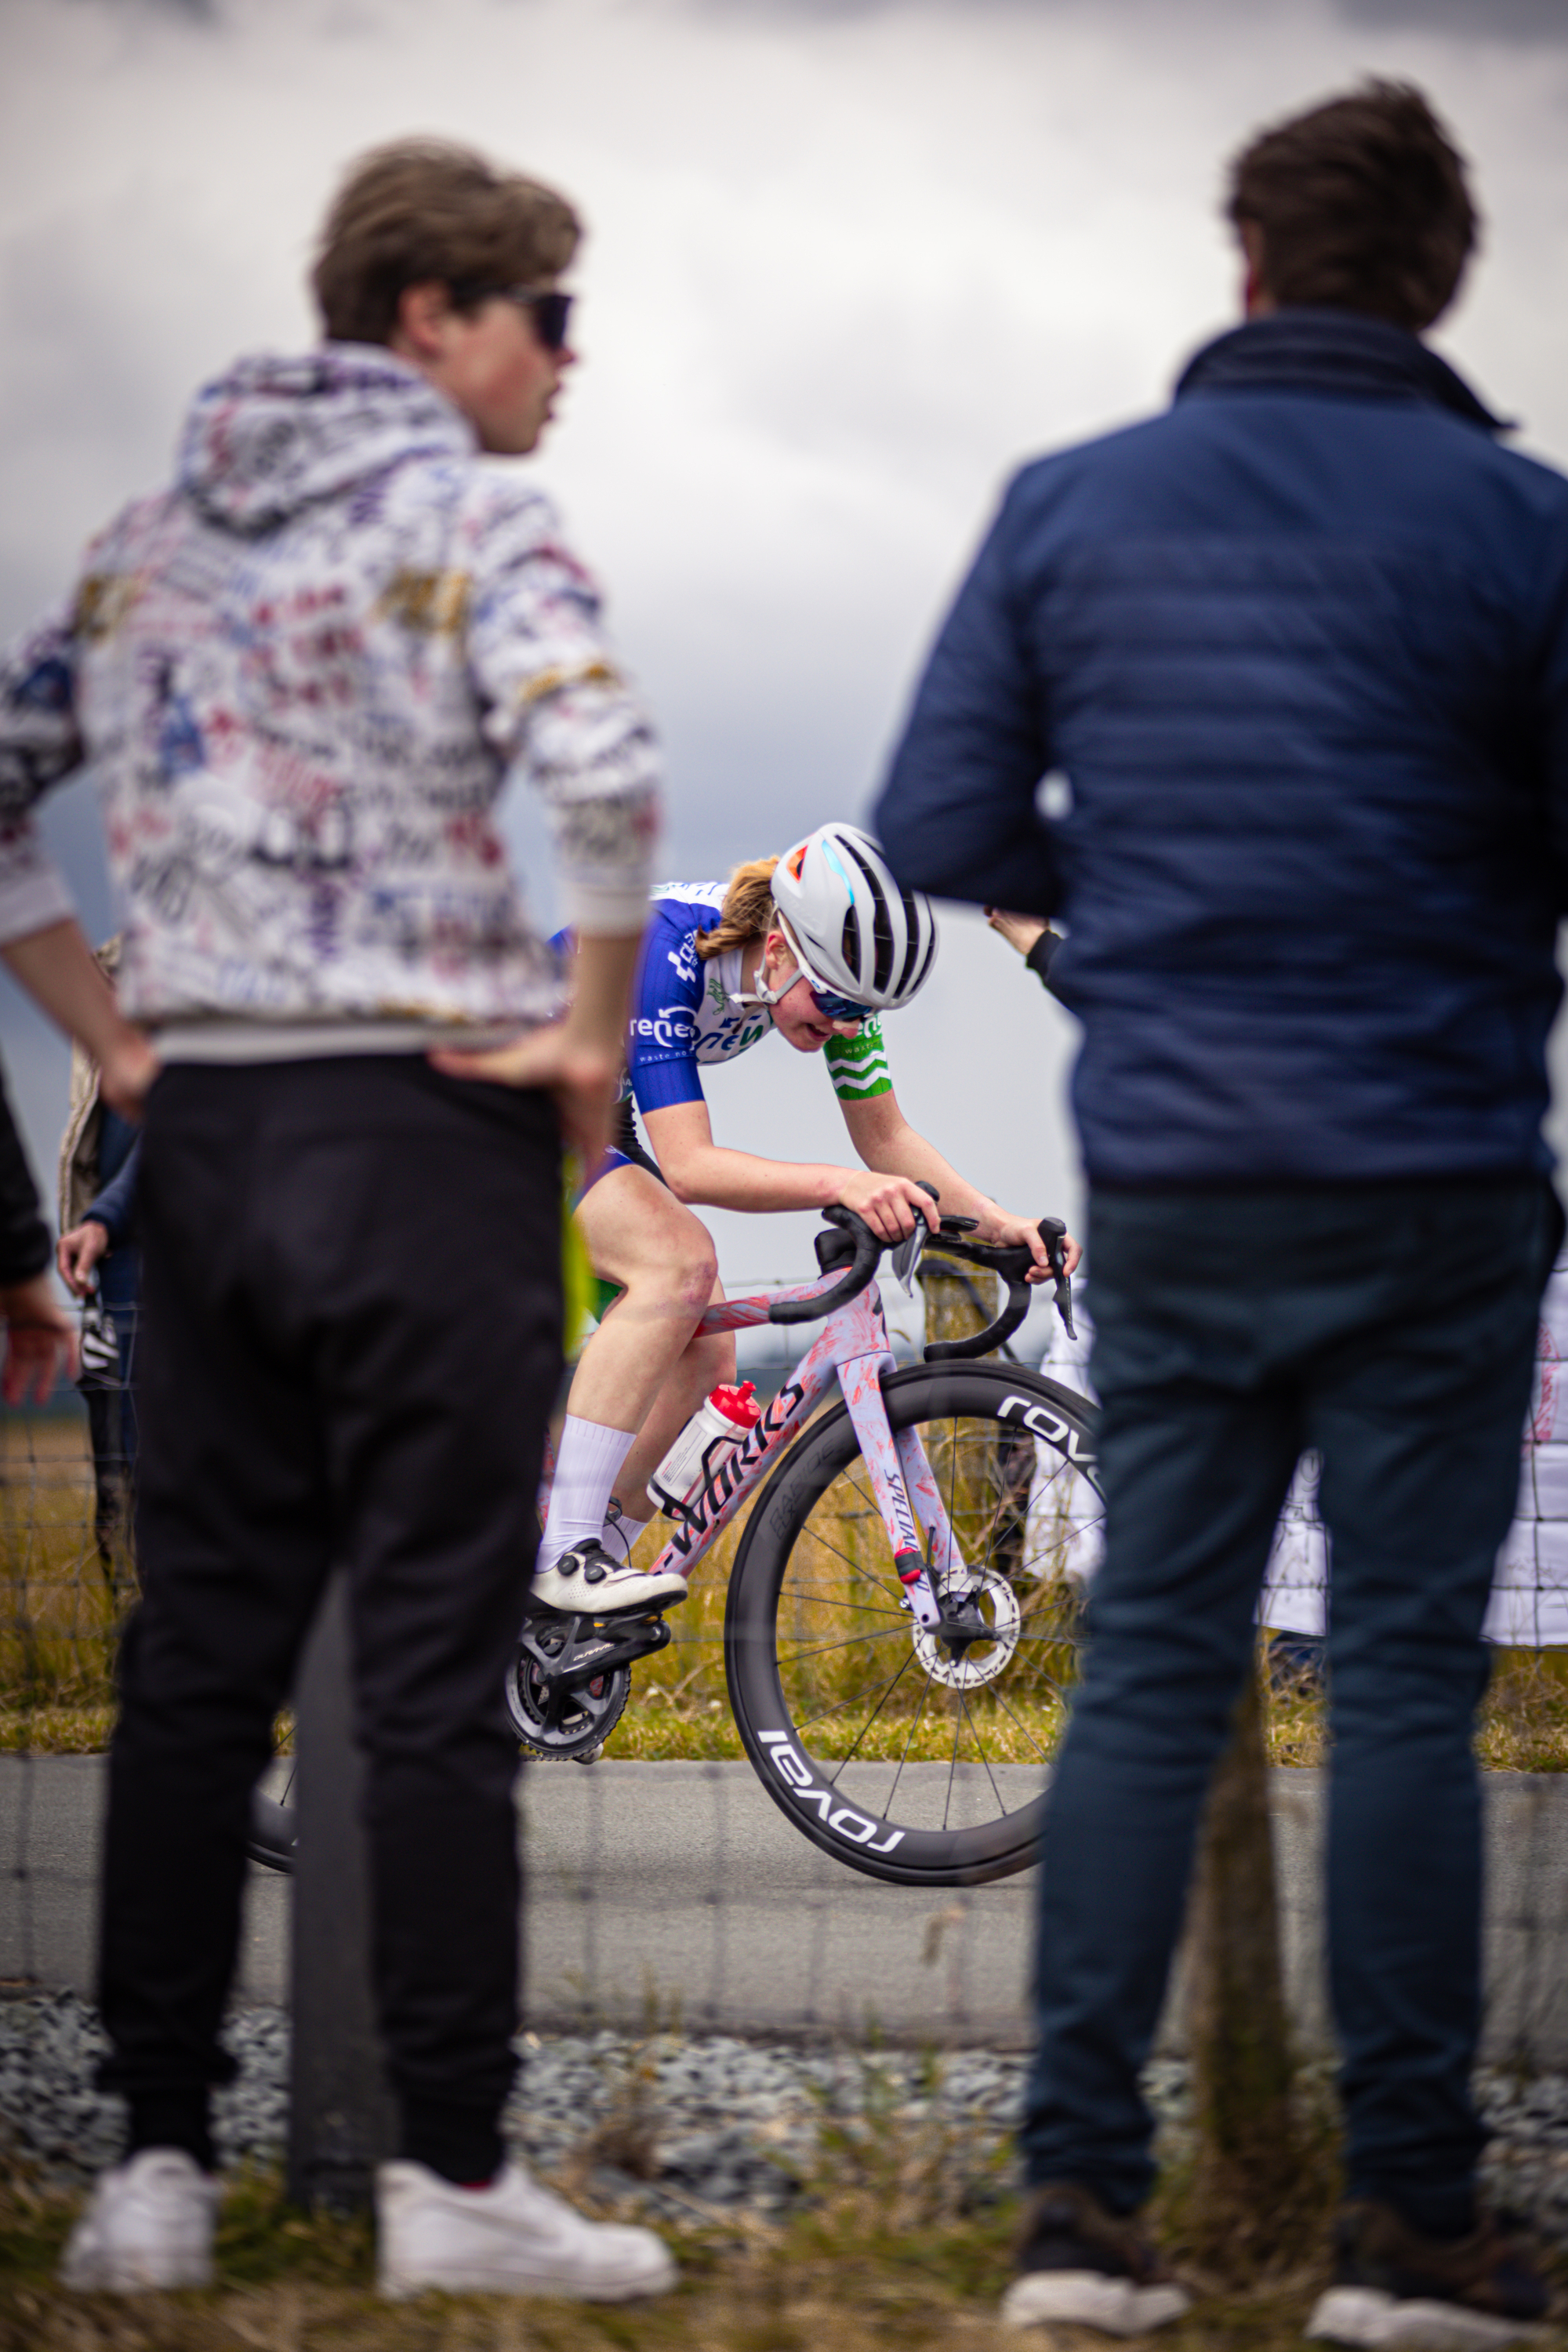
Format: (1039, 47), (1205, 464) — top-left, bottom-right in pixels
(710, 1381), (761, 1428)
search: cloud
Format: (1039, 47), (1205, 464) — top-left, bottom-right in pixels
(5, 0), (1568, 1259)
(1335, 0), (1568, 41)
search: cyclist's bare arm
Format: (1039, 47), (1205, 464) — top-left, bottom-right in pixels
(641, 1098), (940, 1247)
(839, 1087), (1080, 1280)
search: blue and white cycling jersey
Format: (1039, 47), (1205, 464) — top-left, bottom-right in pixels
(626, 883), (892, 1114)
(626, 883), (771, 1109)
(556, 883), (893, 1123)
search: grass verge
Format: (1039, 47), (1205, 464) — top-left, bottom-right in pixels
(6, 2151), (1567, 2352)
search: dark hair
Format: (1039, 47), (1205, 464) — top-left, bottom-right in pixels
(1226, 81), (1476, 332)
(311, 139), (581, 346)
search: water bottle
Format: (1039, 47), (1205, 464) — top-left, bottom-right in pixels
(647, 1381), (763, 1520)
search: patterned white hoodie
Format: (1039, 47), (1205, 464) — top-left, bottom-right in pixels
(0, 345), (659, 1047)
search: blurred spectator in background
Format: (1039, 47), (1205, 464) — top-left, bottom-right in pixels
(57, 938), (141, 1591)
(879, 80), (1568, 2348)
(0, 1064), (76, 1406)
(0, 137), (672, 2307)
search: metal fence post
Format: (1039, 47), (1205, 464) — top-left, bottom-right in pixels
(287, 1566), (396, 2211)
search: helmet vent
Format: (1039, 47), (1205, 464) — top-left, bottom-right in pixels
(894, 889), (924, 998)
(840, 833), (896, 993)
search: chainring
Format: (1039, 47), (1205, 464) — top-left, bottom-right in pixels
(506, 1614), (632, 1762)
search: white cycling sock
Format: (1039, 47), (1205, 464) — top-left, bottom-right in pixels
(601, 1512), (651, 1565)
(539, 1416), (637, 1573)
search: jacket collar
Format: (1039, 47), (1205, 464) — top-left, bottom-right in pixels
(1174, 310), (1508, 434)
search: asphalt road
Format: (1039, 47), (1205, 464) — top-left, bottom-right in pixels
(0, 1756), (1042, 2045)
(7, 1758), (1568, 2058)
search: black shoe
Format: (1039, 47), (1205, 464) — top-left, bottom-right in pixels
(1001, 2180), (1191, 2336)
(1307, 2200), (1551, 2349)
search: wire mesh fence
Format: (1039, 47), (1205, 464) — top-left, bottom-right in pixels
(7, 1255), (1568, 2209)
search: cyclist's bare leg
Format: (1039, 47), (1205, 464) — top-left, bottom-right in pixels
(538, 1167), (722, 1576)
(599, 1290), (736, 1526)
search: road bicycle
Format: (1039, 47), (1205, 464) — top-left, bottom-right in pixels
(248, 1197), (1102, 1889)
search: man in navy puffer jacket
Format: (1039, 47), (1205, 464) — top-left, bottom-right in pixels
(877, 83), (1566, 2347)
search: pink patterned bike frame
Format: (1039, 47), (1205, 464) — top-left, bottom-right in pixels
(632, 1265), (964, 1629)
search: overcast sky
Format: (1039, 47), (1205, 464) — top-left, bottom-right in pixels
(3, 0), (1567, 1282)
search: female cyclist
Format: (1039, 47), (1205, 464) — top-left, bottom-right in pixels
(447, 822), (1074, 1612)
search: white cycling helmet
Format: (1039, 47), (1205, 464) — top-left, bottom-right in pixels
(768, 822), (939, 1016)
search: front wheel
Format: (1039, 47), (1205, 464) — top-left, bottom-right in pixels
(724, 1364), (1101, 1888)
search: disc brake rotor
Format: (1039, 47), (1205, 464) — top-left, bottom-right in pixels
(912, 1566), (1022, 1690)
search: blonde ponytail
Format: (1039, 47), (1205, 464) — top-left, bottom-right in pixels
(694, 855), (780, 962)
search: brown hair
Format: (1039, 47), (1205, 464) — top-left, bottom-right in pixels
(311, 140), (582, 346)
(694, 857), (781, 963)
(1226, 81), (1476, 332)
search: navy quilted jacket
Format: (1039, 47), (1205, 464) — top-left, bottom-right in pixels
(874, 312), (1568, 1186)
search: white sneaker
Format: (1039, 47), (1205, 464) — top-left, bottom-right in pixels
(376, 2158), (677, 2301)
(530, 1541), (689, 1617)
(1000, 2270), (1192, 2333)
(60, 2147), (219, 2292)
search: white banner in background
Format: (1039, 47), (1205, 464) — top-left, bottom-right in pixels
(1030, 1258), (1568, 1647)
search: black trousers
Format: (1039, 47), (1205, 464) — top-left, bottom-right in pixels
(97, 1058), (561, 2159)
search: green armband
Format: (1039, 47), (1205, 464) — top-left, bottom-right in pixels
(825, 1017), (892, 1101)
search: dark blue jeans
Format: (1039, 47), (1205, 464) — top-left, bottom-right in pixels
(1020, 1176), (1560, 2234)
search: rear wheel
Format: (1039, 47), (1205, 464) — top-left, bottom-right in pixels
(724, 1364), (1101, 1887)
(248, 1762), (296, 1873)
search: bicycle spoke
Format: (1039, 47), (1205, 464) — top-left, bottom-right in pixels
(880, 1654), (937, 1819)
(826, 1647), (927, 1784)
(944, 1687), (1007, 1828)
(775, 1623), (908, 1668)
(793, 1522), (906, 1606)
(792, 1646), (920, 1735)
(772, 1584), (906, 1620)
(982, 1671), (1059, 1766)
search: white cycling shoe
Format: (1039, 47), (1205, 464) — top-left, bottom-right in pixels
(376, 2158), (677, 2301)
(60, 2147), (220, 2292)
(530, 1540), (688, 1617)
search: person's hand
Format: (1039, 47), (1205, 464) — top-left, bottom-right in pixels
(0, 1272), (78, 1405)
(98, 1028), (160, 1121)
(430, 1025), (623, 1167)
(57, 1218), (110, 1300)
(831, 1169), (942, 1246)
(969, 1206), (1083, 1283)
(985, 909), (1050, 960)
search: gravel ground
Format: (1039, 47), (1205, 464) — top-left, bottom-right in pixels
(5, 1990), (1568, 2242)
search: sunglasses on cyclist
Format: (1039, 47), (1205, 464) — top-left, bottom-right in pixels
(466, 284), (575, 353)
(806, 984), (874, 1027)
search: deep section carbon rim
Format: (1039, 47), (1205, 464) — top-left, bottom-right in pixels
(248, 1765), (296, 1873)
(724, 1364), (1101, 1887)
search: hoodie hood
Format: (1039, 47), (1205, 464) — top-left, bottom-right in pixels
(177, 344), (473, 535)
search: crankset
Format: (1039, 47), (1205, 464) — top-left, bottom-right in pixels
(504, 1609), (672, 1762)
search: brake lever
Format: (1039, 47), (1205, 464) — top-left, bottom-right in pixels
(890, 1223), (926, 1294)
(891, 1179), (942, 1294)
(1040, 1215), (1076, 1340)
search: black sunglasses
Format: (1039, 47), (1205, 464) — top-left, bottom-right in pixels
(808, 983), (873, 1026)
(466, 283), (574, 353)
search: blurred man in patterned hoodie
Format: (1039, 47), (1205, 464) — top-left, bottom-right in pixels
(0, 140), (674, 2304)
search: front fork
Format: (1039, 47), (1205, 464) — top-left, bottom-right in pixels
(839, 1353), (960, 1632)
